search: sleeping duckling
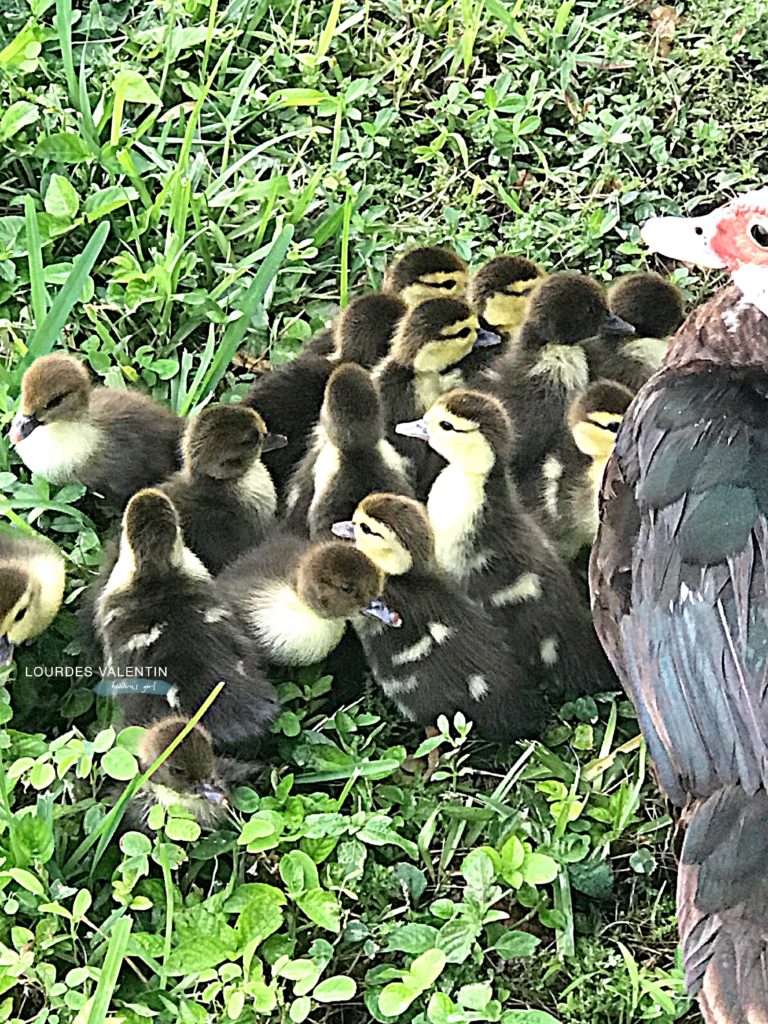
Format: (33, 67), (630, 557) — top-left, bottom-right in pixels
(93, 488), (279, 748)
(123, 717), (255, 833)
(478, 273), (634, 477)
(531, 380), (635, 558)
(160, 405), (285, 574)
(287, 364), (413, 537)
(243, 294), (406, 495)
(218, 534), (400, 668)
(10, 354), (182, 508)
(397, 390), (617, 696)
(383, 246), (468, 308)
(373, 298), (481, 494)
(585, 271), (684, 390)
(332, 493), (542, 741)
(0, 531), (65, 665)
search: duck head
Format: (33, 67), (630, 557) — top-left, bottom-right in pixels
(0, 544), (65, 666)
(523, 273), (635, 348)
(139, 717), (230, 808)
(333, 293), (407, 367)
(469, 255), (547, 338)
(605, 271), (684, 340)
(295, 540), (401, 627)
(568, 379), (635, 460)
(384, 246), (468, 307)
(390, 298), (481, 373)
(182, 404), (286, 481)
(320, 363), (384, 450)
(10, 354), (91, 445)
(333, 492), (435, 578)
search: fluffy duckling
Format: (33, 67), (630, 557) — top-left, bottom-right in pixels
(243, 294), (406, 495)
(10, 354), (182, 508)
(478, 273), (634, 477)
(333, 494), (542, 740)
(123, 717), (255, 832)
(0, 531), (65, 665)
(287, 364), (414, 537)
(531, 380), (635, 558)
(383, 246), (468, 307)
(397, 390), (617, 695)
(218, 534), (400, 668)
(470, 256), (547, 341)
(160, 405), (285, 574)
(93, 488), (279, 747)
(585, 271), (685, 390)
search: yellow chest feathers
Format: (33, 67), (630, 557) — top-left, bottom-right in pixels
(235, 460), (277, 517)
(15, 421), (102, 482)
(245, 581), (344, 665)
(528, 345), (589, 392)
(413, 371), (444, 415)
(428, 466), (487, 578)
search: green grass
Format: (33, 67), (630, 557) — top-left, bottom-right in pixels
(1, 0), (763, 1019)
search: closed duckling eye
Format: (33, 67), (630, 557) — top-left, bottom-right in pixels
(339, 582), (353, 595)
(45, 393), (68, 412)
(751, 222), (768, 248)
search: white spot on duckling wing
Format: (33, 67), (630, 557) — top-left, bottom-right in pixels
(428, 622), (453, 644)
(468, 675), (489, 701)
(121, 623), (165, 652)
(490, 572), (542, 607)
(204, 607), (230, 624)
(392, 635), (433, 665)
(540, 636), (559, 665)
(542, 455), (563, 520)
(166, 685), (179, 709)
(380, 675), (420, 696)
(466, 549), (492, 573)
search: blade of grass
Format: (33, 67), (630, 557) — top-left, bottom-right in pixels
(316, 0), (344, 59)
(85, 915), (132, 1024)
(55, 0), (78, 110)
(24, 222), (110, 365)
(339, 192), (352, 308)
(24, 197), (48, 327)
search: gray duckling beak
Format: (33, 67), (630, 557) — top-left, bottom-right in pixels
(600, 312), (635, 338)
(395, 418), (429, 442)
(473, 327), (503, 348)
(195, 780), (229, 805)
(0, 636), (14, 666)
(262, 432), (288, 452)
(362, 597), (402, 629)
(10, 412), (40, 445)
(331, 520), (356, 540)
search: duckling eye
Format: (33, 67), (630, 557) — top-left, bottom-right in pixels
(45, 393), (67, 411)
(359, 522), (374, 536)
(751, 223), (768, 248)
(339, 583), (353, 595)
(511, 286), (534, 297)
(454, 327), (471, 340)
(439, 420), (456, 432)
(604, 422), (621, 434)
(428, 278), (456, 290)
(13, 607), (26, 623)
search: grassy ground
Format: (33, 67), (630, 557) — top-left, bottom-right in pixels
(0, 0), (764, 1020)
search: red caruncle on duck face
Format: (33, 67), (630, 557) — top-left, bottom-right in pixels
(709, 197), (768, 271)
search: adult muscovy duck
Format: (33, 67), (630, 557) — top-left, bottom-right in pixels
(590, 188), (768, 1024)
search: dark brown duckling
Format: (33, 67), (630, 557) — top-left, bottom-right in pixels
(383, 245), (468, 308)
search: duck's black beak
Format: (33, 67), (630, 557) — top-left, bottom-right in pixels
(362, 597), (402, 628)
(0, 636), (15, 666)
(473, 328), (502, 349)
(331, 520), (356, 540)
(10, 412), (40, 445)
(395, 418), (429, 442)
(601, 312), (635, 338)
(195, 780), (228, 805)
(262, 432), (288, 453)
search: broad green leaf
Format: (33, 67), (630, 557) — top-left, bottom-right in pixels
(521, 853), (559, 886)
(84, 186), (139, 223)
(120, 832), (152, 857)
(4, 868), (45, 895)
(492, 930), (541, 959)
(457, 982), (493, 1011)
(72, 889), (92, 920)
(235, 885), (286, 946)
(280, 850), (320, 898)
(35, 132), (91, 163)
(165, 936), (233, 976)
(28, 762), (55, 789)
(270, 88), (334, 107)
(44, 174), (79, 219)
(408, 949), (446, 989)
(112, 69), (162, 105)
(297, 889), (340, 933)
(500, 835), (526, 878)
(379, 982), (420, 1017)
(385, 924), (439, 954)
(101, 747), (139, 782)
(461, 848), (496, 893)
(165, 817), (202, 843)
(313, 976), (357, 1003)
(0, 100), (38, 141)
(289, 996), (311, 1023)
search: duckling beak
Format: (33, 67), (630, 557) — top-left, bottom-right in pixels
(195, 780), (228, 805)
(0, 636), (14, 666)
(10, 412), (40, 445)
(262, 432), (288, 453)
(473, 328), (503, 348)
(331, 520), (356, 540)
(363, 597), (402, 628)
(641, 212), (726, 269)
(601, 312), (635, 338)
(395, 418), (429, 442)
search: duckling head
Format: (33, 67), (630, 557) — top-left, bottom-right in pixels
(333, 493), (434, 578)
(524, 273), (635, 348)
(120, 488), (208, 582)
(334, 293), (407, 367)
(320, 364), (383, 449)
(606, 271), (684, 339)
(10, 354), (91, 445)
(139, 716), (229, 807)
(295, 541), (401, 627)
(469, 256), (547, 335)
(390, 298), (480, 373)
(384, 246), (468, 307)
(182, 404), (287, 481)
(568, 379), (635, 460)
(397, 389), (513, 475)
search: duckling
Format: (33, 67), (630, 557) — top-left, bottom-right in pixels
(332, 494), (542, 740)
(396, 390), (617, 696)
(469, 255), (546, 344)
(160, 404), (285, 574)
(0, 531), (65, 665)
(373, 298), (481, 494)
(123, 717), (256, 832)
(92, 488), (279, 748)
(287, 363), (414, 537)
(584, 271), (685, 390)
(478, 273), (635, 477)
(218, 534), (400, 668)
(383, 246), (468, 308)
(530, 380), (635, 558)
(10, 354), (182, 508)
(243, 294), (406, 495)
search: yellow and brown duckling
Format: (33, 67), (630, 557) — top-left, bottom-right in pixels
(465, 255), (548, 366)
(397, 390), (617, 696)
(9, 354), (182, 508)
(0, 530), (65, 665)
(218, 534), (401, 668)
(286, 363), (413, 538)
(333, 493), (542, 740)
(531, 380), (634, 558)
(585, 271), (685, 390)
(243, 294), (406, 496)
(92, 488), (279, 748)
(160, 404), (285, 574)
(478, 273), (634, 478)
(383, 245), (468, 307)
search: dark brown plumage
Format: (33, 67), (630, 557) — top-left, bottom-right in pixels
(383, 246), (468, 306)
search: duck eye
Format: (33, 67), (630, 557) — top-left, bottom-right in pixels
(14, 607), (26, 623)
(439, 420), (456, 432)
(339, 583), (353, 595)
(453, 327), (471, 340)
(359, 522), (373, 536)
(751, 223), (768, 248)
(604, 422), (621, 433)
(45, 393), (67, 411)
